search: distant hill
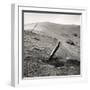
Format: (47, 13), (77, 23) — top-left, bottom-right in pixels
(24, 22), (80, 39)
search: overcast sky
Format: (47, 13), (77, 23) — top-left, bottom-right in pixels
(24, 12), (81, 25)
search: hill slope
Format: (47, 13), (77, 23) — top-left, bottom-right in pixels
(23, 22), (80, 77)
(24, 22), (80, 60)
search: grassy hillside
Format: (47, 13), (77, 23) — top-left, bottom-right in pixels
(23, 22), (80, 77)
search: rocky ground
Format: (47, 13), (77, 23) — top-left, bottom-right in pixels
(23, 22), (80, 77)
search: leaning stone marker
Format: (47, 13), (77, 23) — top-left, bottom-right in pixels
(48, 41), (61, 61)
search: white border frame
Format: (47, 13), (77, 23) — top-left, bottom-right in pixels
(11, 4), (87, 87)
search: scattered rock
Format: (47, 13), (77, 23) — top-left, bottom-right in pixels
(66, 39), (75, 46)
(73, 33), (78, 37)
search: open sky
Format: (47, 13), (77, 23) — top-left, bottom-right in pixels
(24, 12), (81, 25)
